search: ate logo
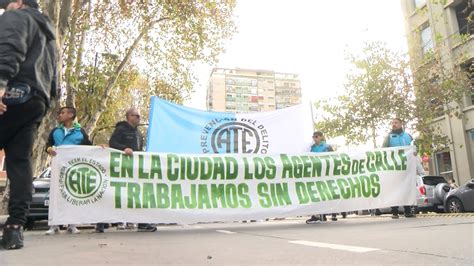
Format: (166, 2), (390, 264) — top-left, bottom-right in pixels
(202, 118), (269, 154)
(65, 164), (102, 199)
(211, 122), (260, 153)
(59, 159), (107, 206)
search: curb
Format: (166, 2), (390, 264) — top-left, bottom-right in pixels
(348, 213), (474, 219)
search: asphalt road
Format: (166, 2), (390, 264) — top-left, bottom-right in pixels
(1, 214), (473, 265)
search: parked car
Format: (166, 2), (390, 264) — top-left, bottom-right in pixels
(26, 168), (51, 229)
(444, 179), (474, 213)
(415, 175), (450, 213)
(376, 175), (450, 214)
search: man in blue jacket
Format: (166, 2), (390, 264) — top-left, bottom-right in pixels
(382, 118), (415, 219)
(0, 0), (57, 250)
(45, 106), (92, 234)
(306, 131), (340, 223)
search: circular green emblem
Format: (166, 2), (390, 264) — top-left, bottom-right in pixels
(65, 163), (103, 199)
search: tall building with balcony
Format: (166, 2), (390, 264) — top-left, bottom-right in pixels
(206, 68), (302, 113)
(401, 0), (474, 185)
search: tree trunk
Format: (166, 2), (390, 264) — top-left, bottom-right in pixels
(30, 0), (73, 175)
(64, 0), (83, 107)
(83, 15), (167, 134)
(371, 123), (377, 149)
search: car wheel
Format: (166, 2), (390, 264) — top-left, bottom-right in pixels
(446, 197), (464, 213)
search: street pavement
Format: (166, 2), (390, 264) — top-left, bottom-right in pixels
(0, 214), (473, 265)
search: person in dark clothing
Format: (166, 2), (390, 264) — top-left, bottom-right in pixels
(95, 108), (156, 233)
(109, 108), (144, 155)
(0, 0), (57, 250)
(383, 118), (415, 219)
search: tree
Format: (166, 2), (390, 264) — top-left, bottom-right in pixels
(315, 42), (413, 148)
(31, 0), (237, 175)
(315, 40), (471, 155)
(411, 51), (471, 155)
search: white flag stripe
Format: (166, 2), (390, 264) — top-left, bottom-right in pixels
(289, 240), (380, 253)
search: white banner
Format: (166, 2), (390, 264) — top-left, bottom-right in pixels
(49, 146), (417, 225)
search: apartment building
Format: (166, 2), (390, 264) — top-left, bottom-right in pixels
(401, 0), (474, 185)
(206, 68), (302, 113)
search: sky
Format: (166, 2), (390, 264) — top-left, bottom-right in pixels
(185, 0), (408, 111)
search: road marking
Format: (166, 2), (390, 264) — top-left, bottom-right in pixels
(216, 230), (237, 234)
(289, 240), (379, 253)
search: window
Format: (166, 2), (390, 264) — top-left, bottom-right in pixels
(422, 176), (448, 186)
(420, 24), (433, 55)
(435, 151), (453, 183)
(454, 0), (473, 35)
(414, 0), (426, 9)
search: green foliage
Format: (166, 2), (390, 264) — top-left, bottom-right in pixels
(315, 40), (471, 155)
(315, 42), (413, 148)
(412, 54), (471, 155)
(56, 0), (236, 135)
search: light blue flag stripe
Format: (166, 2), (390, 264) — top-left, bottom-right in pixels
(146, 97), (236, 153)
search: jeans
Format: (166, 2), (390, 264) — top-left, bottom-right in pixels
(0, 97), (46, 226)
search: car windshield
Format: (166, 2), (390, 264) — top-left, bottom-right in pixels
(38, 168), (51, 179)
(422, 176), (447, 186)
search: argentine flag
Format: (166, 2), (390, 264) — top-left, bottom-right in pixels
(146, 97), (314, 154)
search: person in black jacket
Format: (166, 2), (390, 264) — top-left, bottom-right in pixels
(0, 0), (57, 250)
(109, 108), (144, 156)
(96, 108), (156, 233)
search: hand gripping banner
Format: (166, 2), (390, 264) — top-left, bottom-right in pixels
(49, 146), (417, 225)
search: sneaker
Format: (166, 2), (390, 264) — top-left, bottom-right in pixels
(116, 223), (126, 230)
(126, 223), (137, 230)
(392, 213), (399, 219)
(67, 226), (80, 234)
(331, 216), (338, 221)
(95, 223), (105, 233)
(405, 213), (416, 218)
(321, 215), (327, 222)
(137, 224), (157, 232)
(2, 225), (24, 250)
(45, 225), (60, 235)
(306, 215), (321, 224)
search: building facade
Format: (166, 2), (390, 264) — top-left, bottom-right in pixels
(206, 68), (302, 113)
(401, 0), (474, 185)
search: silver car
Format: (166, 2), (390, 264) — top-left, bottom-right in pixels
(444, 179), (474, 213)
(376, 175), (449, 214)
(415, 175), (450, 213)
(26, 168), (51, 229)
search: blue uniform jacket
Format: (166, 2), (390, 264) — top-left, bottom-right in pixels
(47, 122), (92, 148)
(383, 131), (412, 147)
(310, 141), (333, 153)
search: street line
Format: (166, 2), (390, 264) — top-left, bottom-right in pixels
(216, 230), (237, 234)
(289, 240), (379, 253)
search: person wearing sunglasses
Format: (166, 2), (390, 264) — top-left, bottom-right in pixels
(95, 108), (156, 233)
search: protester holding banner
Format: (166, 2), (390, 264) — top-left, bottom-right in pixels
(306, 131), (339, 224)
(383, 118), (415, 219)
(95, 108), (157, 233)
(45, 107), (91, 235)
(0, 0), (57, 250)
